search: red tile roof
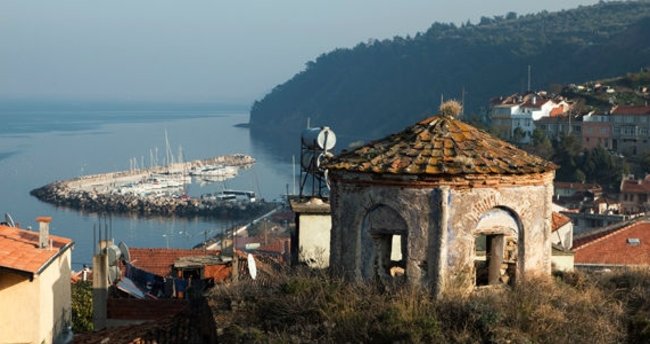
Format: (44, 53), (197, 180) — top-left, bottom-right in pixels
(0, 225), (73, 275)
(611, 105), (650, 116)
(574, 221), (650, 266)
(552, 212), (572, 232)
(325, 114), (556, 176)
(550, 107), (565, 117)
(621, 178), (650, 194)
(129, 248), (221, 277)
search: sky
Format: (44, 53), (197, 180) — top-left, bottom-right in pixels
(0, 1), (600, 105)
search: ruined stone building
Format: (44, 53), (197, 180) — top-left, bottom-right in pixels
(324, 110), (556, 295)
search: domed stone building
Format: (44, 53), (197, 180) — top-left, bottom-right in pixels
(324, 108), (556, 295)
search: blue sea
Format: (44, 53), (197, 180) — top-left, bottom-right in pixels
(0, 105), (294, 268)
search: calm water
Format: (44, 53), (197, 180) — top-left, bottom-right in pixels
(0, 109), (293, 268)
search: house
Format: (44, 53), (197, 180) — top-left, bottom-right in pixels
(620, 174), (650, 213)
(534, 113), (582, 140)
(0, 217), (74, 344)
(490, 92), (568, 144)
(324, 104), (557, 295)
(554, 181), (602, 199)
(581, 112), (613, 150)
(610, 105), (650, 155)
(573, 220), (650, 270)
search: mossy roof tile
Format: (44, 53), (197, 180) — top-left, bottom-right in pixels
(325, 114), (556, 176)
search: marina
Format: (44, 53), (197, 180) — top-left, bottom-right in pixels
(30, 153), (278, 219)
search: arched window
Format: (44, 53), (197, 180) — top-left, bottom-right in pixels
(360, 205), (408, 282)
(473, 208), (521, 287)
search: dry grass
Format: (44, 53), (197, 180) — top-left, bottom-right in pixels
(208, 268), (650, 343)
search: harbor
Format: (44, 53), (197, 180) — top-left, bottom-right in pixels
(30, 153), (280, 219)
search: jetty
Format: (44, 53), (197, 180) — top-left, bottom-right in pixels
(30, 154), (278, 219)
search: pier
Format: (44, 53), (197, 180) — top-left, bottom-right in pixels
(30, 154), (278, 219)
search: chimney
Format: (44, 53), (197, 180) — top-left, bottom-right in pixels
(37, 216), (52, 249)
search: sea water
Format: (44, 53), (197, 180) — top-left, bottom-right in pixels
(0, 108), (293, 268)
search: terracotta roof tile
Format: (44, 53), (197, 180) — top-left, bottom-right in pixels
(0, 225), (73, 275)
(574, 221), (650, 266)
(621, 178), (650, 193)
(611, 105), (650, 116)
(551, 212), (572, 232)
(325, 114), (556, 176)
(129, 248), (221, 277)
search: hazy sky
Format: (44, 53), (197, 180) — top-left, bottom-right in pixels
(1, 1), (600, 104)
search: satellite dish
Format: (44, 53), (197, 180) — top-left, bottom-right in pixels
(106, 243), (122, 266)
(247, 254), (257, 280)
(108, 265), (121, 284)
(4, 213), (15, 227)
(118, 241), (131, 263)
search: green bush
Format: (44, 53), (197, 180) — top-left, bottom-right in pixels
(71, 281), (93, 332)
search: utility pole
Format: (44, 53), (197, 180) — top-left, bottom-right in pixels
(527, 65), (532, 92)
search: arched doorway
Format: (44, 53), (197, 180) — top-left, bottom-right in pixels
(473, 208), (521, 287)
(360, 205), (408, 282)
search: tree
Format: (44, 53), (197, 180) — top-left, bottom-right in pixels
(553, 133), (584, 181)
(72, 282), (93, 332)
(528, 129), (553, 159)
(512, 127), (526, 144)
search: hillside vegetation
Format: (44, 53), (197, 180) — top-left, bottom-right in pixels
(211, 269), (650, 343)
(250, 1), (650, 144)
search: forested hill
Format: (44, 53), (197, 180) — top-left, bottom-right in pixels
(250, 1), (650, 145)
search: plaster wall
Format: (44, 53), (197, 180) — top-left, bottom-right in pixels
(0, 249), (71, 344)
(329, 181), (438, 286)
(330, 173), (553, 295)
(298, 214), (331, 268)
(0, 248), (73, 344)
(443, 184), (553, 293)
(0, 271), (40, 344)
(551, 254), (575, 272)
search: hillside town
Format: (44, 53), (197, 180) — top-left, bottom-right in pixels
(5, 1), (650, 342)
(5, 99), (650, 342)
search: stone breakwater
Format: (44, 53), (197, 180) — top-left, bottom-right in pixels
(30, 154), (278, 219)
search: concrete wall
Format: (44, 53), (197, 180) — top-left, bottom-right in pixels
(298, 214), (331, 268)
(0, 249), (72, 344)
(551, 254), (575, 272)
(330, 172), (553, 295)
(0, 271), (40, 344)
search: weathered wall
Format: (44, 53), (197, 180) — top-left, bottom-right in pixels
(442, 184), (553, 293)
(330, 171), (554, 295)
(298, 214), (331, 268)
(329, 180), (438, 286)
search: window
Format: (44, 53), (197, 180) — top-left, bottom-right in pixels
(627, 238), (641, 246)
(475, 234), (506, 286)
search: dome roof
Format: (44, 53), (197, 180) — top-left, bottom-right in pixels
(325, 114), (556, 176)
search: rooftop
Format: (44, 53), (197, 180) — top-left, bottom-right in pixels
(554, 181), (602, 192)
(129, 248), (221, 277)
(0, 224), (73, 276)
(611, 105), (650, 116)
(325, 114), (555, 177)
(552, 212), (572, 232)
(574, 221), (650, 266)
(621, 176), (650, 193)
